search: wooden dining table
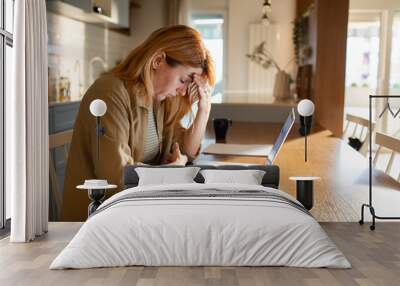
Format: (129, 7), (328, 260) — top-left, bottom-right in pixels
(195, 121), (400, 222)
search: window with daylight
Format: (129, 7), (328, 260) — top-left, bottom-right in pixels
(1, 0), (14, 232)
(344, 11), (400, 136)
(389, 13), (400, 95)
(190, 14), (225, 95)
(345, 18), (380, 109)
(387, 12), (400, 135)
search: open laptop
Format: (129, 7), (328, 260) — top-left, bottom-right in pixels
(202, 108), (296, 165)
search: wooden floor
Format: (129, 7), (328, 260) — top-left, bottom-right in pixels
(1, 222), (400, 286)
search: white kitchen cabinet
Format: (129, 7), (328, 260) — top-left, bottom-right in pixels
(46, 0), (131, 29)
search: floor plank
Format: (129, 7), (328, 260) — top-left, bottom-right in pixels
(1, 222), (400, 286)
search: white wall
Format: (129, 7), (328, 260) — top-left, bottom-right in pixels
(129, 0), (167, 51)
(226, 0), (296, 93)
(47, 0), (166, 101)
(226, 0), (261, 92)
(190, 0), (228, 11)
(350, 0), (400, 10)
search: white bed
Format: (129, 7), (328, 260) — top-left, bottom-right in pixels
(50, 183), (351, 269)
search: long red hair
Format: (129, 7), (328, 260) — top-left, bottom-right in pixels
(112, 25), (216, 127)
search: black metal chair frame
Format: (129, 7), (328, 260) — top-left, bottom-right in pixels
(359, 95), (400, 230)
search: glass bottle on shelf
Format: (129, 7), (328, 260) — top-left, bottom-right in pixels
(59, 76), (71, 102)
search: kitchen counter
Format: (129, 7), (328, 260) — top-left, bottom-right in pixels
(48, 100), (81, 221)
(48, 99), (81, 107)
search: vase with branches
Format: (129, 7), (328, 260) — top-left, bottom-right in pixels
(246, 41), (294, 100)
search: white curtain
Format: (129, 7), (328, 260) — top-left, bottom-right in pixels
(8, 0), (49, 242)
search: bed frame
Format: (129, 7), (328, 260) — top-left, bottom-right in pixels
(123, 164), (280, 189)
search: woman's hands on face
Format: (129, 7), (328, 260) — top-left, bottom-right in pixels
(190, 74), (212, 114)
(164, 142), (188, 166)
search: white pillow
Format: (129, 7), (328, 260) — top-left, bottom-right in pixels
(135, 167), (201, 186)
(200, 169), (266, 185)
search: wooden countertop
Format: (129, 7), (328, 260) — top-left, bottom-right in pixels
(211, 93), (297, 107)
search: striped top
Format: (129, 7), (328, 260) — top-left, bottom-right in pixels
(142, 105), (160, 163)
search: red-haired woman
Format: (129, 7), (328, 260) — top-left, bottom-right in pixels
(62, 25), (215, 221)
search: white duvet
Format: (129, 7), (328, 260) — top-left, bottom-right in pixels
(50, 183), (351, 269)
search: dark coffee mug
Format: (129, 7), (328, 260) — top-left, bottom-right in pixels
(213, 118), (232, 142)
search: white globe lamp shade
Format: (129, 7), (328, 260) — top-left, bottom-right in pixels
(90, 99), (107, 117)
(297, 99), (315, 117)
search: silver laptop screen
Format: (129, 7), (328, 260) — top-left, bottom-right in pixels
(267, 108), (295, 164)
